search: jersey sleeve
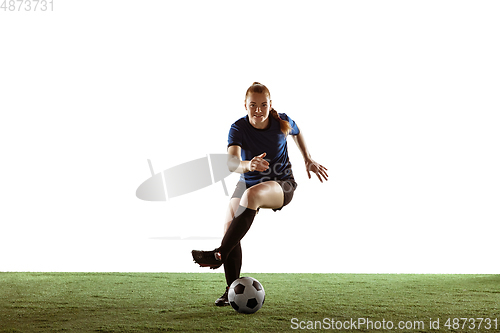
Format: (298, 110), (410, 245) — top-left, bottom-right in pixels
(280, 113), (300, 135)
(227, 122), (243, 148)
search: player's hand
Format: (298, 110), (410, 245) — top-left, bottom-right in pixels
(305, 158), (328, 183)
(249, 153), (269, 172)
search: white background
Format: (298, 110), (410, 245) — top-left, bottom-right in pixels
(1, 1), (499, 273)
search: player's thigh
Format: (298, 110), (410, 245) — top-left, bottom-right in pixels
(242, 181), (284, 210)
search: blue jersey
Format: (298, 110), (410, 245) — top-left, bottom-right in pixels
(227, 113), (300, 187)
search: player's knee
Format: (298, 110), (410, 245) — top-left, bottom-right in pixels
(244, 186), (264, 206)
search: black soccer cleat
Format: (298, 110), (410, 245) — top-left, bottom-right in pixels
(191, 249), (222, 269)
(215, 286), (230, 306)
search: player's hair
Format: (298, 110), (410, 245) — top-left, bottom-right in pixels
(245, 82), (292, 136)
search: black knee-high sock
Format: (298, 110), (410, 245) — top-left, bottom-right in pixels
(218, 205), (257, 262)
(224, 242), (242, 286)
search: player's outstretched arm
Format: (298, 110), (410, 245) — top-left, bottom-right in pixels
(292, 127), (329, 183)
(227, 145), (269, 174)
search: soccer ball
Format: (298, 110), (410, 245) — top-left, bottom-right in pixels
(228, 277), (265, 314)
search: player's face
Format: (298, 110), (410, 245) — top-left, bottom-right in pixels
(245, 92), (272, 129)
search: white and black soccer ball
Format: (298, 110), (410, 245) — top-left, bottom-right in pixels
(228, 277), (265, 314)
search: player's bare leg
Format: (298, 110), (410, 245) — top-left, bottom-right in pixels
(224, 197), (241, 233)
(239, 181), (284, 211)
(192, 181), (284, 267)
(217, 181), (283, 260)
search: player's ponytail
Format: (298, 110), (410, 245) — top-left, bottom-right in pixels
(270, 108), (292, 136)
(245, 82), (293, 136)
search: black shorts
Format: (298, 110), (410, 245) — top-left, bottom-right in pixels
(230, 178), (298, 212)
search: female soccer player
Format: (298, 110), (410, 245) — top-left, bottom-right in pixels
(192, 82), (328, 306)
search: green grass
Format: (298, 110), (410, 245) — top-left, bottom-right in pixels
(0, 273), (498, 332)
